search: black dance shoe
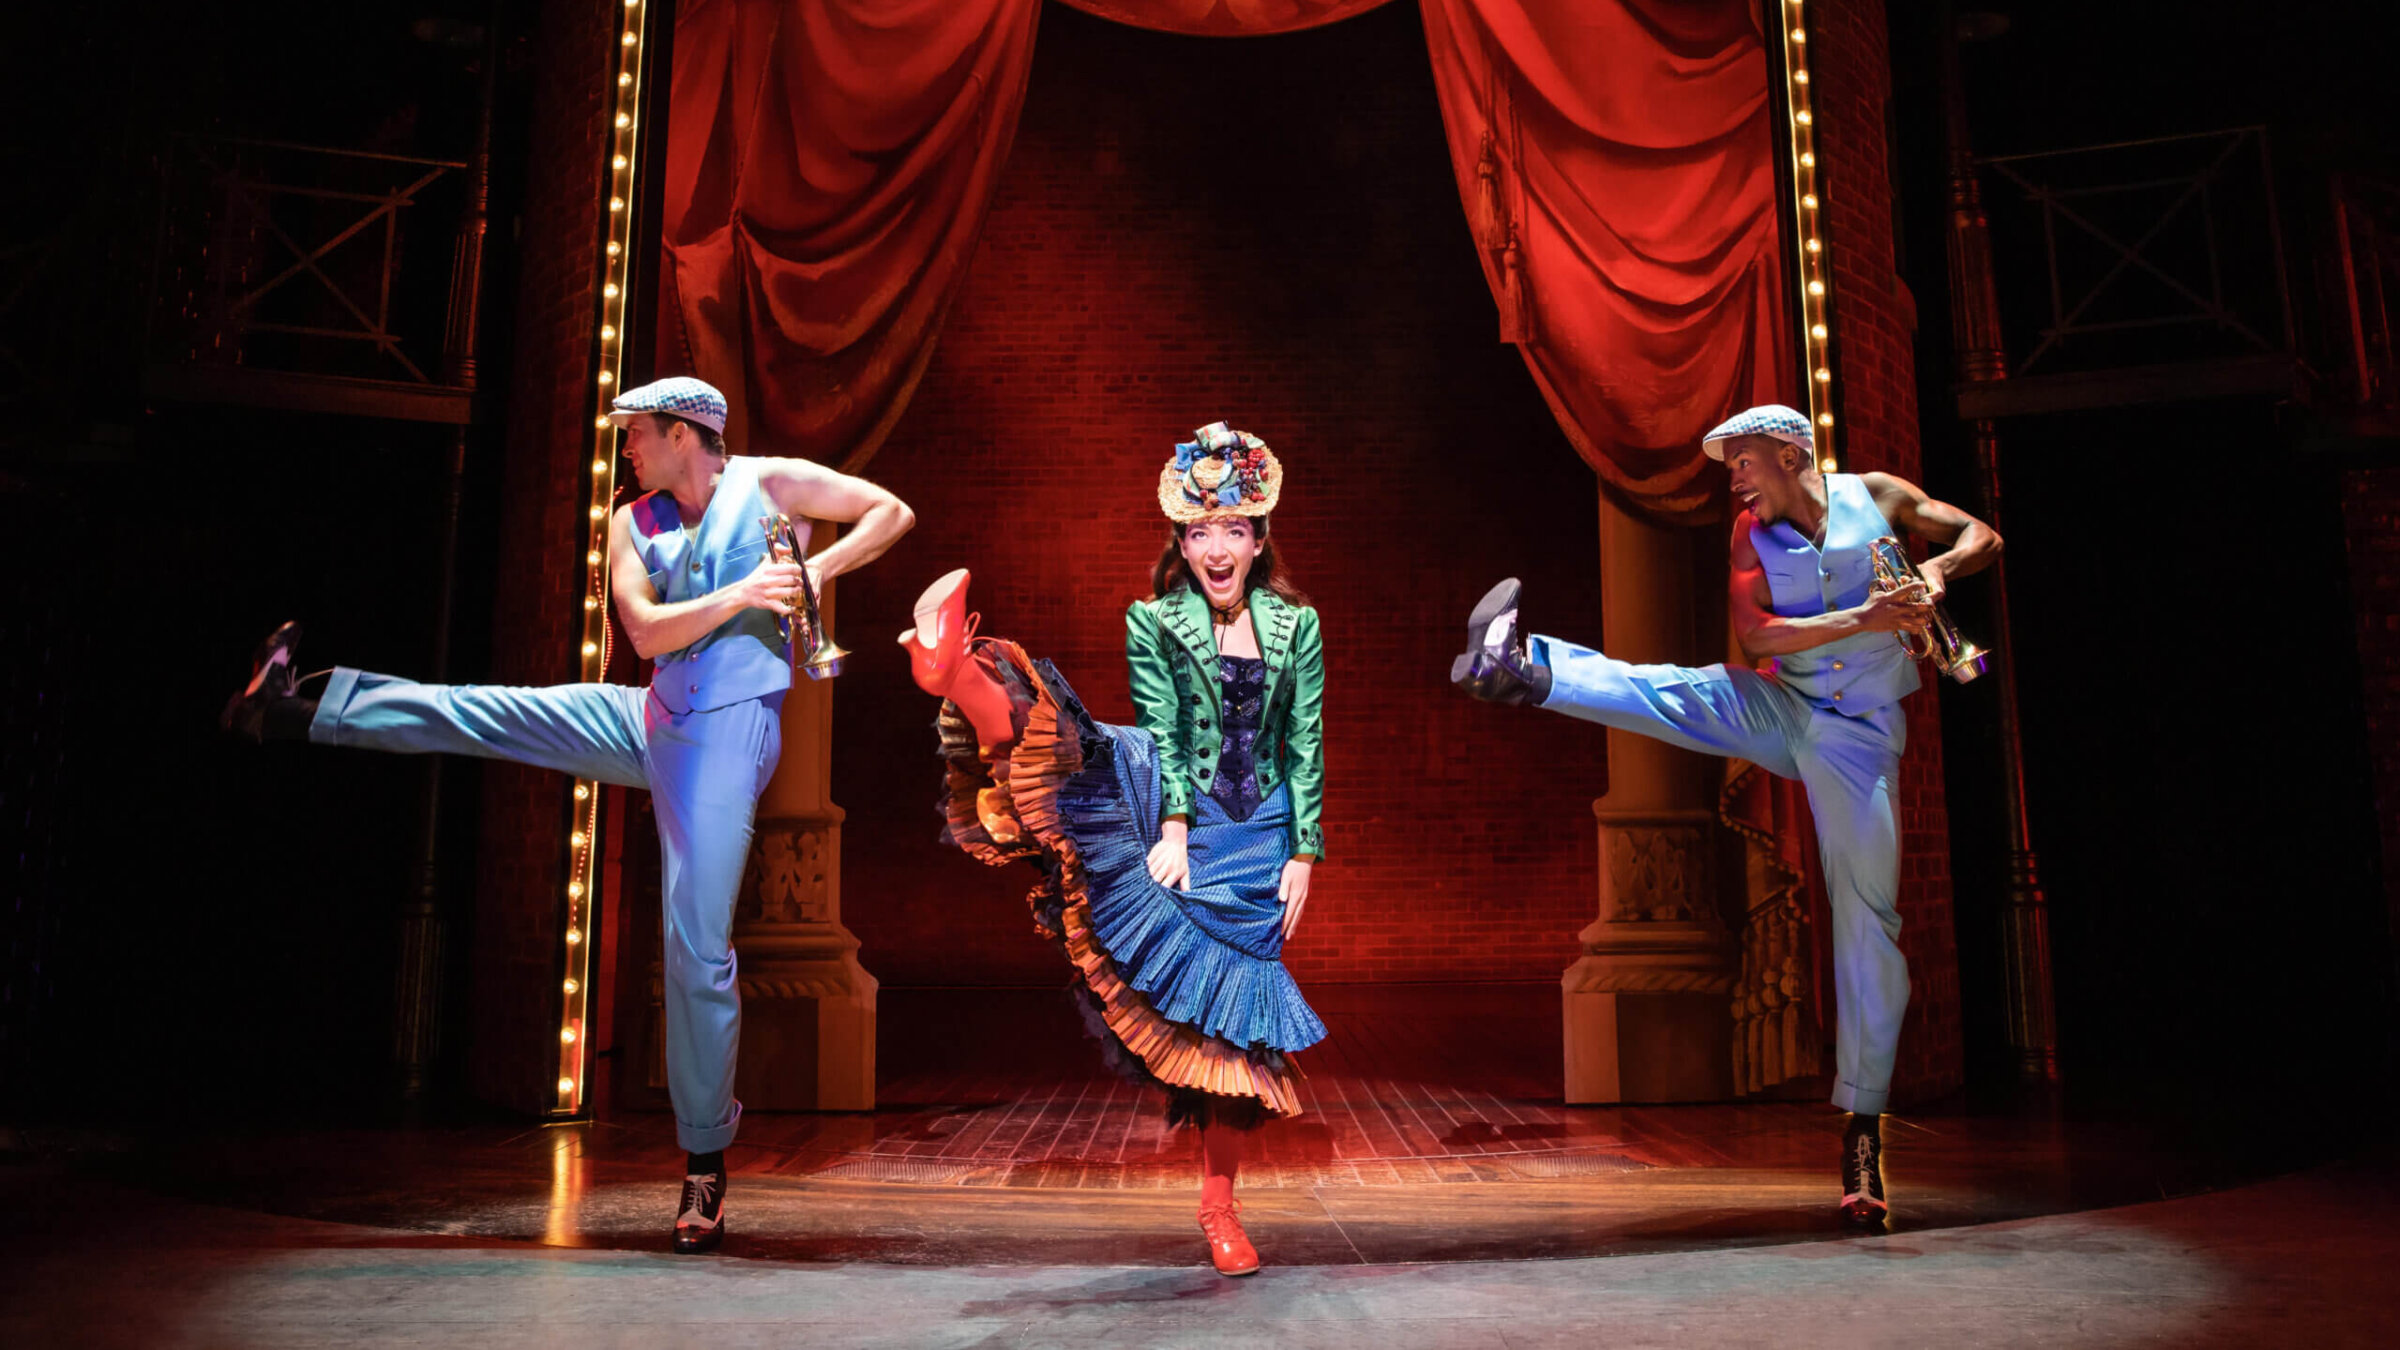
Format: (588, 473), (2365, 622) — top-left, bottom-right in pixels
(220, 621), (305, 743)
(672, 1168), (727, 1254)
(1838, 1122), (1889, 1231)
(1450, 578), (1550, 706)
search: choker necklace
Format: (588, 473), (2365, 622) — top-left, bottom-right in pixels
(1209, 596), (1248, 627)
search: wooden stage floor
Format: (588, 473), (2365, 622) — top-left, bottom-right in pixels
(62, 984), (2258, 1268)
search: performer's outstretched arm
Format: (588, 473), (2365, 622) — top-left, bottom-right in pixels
(608, 507), (807, 660)
(1861, 472), (2002, 603)
(1729, 520), (1931, 660)
(755, 457), (917, 590)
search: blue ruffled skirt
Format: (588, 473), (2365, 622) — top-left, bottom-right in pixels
(935, 643), (1324, 1123)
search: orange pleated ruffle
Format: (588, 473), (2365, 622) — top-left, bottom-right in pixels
(938, 639), (1304, 1118)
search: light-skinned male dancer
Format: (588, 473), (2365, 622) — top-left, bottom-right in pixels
(222, 377), (914, 1252)
(1451, 404), (2000, 1228)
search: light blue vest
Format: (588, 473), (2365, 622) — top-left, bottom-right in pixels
(1749, 474), (1921, 713)
(629, 455), (792, 715)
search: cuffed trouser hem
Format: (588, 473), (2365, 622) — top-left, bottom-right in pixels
(1832, 1080), (1890, 1116)
(308, 667), (365, 743)
(676, 1102), (742, 1155)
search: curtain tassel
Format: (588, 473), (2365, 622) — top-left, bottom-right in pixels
(1498, 226), (1532, 345)
(1473, 131), (1503, 250)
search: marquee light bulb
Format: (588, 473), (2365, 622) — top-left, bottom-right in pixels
(1815, 368), (1832, 382)
(622, 31), (637, 46)
(564, 978), (579, 995)
(1803, 193), (1818, 209)
(562, 1027), (578, 1044)
(1800, 153), (1816, 167)
(1808, 280), (1825, 295)
(1795, 70), (1810, 85)
(1819, 413), (1835, 426)
(1812, 324), (1828, 339)
(606, 283), (620, 298)
(559, 1077), (576, 1094)
(1795, 111), (1812, 125)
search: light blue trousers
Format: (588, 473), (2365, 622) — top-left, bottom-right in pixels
(311, 668), (782, 1152)
(1533, 637), (1910, 1116)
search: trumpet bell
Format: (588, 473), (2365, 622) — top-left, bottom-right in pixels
(1942, 640), (1990, 685)
(800, 641), (849, 681)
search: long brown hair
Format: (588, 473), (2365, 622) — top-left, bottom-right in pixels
(1148, 515), (1312, 607)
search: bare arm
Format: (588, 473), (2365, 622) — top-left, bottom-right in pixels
(1861, 471), (2002, 602)
(1729, 514), (1930, 660)
(754, 457), (916, 584)
(607, 505), (804, 661)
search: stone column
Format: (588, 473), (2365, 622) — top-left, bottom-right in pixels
(1561, 489), (1736, 1103)
(731, 525), (877, 1110)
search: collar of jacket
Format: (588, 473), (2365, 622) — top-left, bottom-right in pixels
(1157, 585), (1301, 691)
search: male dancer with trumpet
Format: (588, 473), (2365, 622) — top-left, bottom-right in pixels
(220, 377), (915, 1253)
(1452, 404), (2000, 1228)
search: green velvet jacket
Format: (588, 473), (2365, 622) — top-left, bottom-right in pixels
(1124, 586), (1327, 861)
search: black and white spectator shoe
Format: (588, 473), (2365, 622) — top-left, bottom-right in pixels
(1450, 578), (1550, 706)
(220, 621), (305, 742)
(672, 1168), (727, 1254)
(1838, 1124), (1889, 1230)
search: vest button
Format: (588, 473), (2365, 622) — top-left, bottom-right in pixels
(689, 684), (700, 695)
(1832, 660), (1845, 671)
(1833, 691), (1845, 702)
(690, 563), (701, 573)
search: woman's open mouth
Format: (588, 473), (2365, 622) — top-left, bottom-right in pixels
(1204, 564), (1236, 590)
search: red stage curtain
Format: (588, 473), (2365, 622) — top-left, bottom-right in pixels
(1419, 0), (1792, 523)
(660, 0), (1042, 468)
(1053, 0), (1393, 37)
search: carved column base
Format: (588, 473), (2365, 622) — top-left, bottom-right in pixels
(1563, 923), (1736, 1103)
(1562, 809), (1734, 1104)
(733, 927), (877, 1112)
(736, 814), (873, 1110)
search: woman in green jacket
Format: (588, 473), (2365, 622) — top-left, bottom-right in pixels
(902, 422), (1328, 1278)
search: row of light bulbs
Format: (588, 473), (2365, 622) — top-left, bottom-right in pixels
(554, 0), (651, 1116)
(1780, 0), (1839, 471)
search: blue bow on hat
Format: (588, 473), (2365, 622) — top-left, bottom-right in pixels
(1175, 422), (1250, 507)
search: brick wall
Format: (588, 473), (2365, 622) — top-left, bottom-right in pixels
(2342, 466), (2400, 997)
(1811, 0), (1965, 1101)
(468, 0), (615, 1112)
(821, 5), (1613, 988)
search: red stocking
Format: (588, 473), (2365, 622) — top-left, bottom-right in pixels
(1200, 1121), (1241, 1210)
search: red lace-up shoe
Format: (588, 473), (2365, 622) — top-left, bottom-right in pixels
(1198, 1200), (1260, 1276)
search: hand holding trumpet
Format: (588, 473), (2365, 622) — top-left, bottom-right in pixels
(731, 552), (809, 619)
(1854, 577), (1935, 636)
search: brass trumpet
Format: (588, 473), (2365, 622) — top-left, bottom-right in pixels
(760, 512), (848, 680)
(1868, 535), (1990, 685)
